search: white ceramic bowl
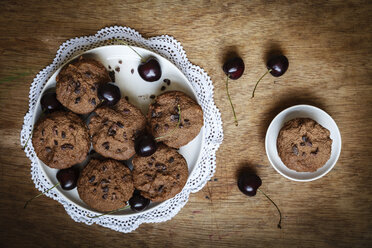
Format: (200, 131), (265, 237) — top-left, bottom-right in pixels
(265, 105), (341, 182)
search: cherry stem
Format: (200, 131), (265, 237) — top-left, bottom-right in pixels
(22, 129), (34, 150)
(113, 39), (145, 62)
(24, 182), (60, 209)
(226, 75), (238, 126)
(258, 188), (282, 229)
(155, 104), (181, 140)
(87, 205), (130, 218)
(251, 69), (272, 98)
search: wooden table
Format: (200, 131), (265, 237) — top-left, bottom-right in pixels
(1, 0), (371, 247)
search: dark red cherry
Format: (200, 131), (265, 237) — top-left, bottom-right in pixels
(135, 134), (157, 157)
(56, 167), (80, 190)
(40, 92), (63, 113)
(237, 171), (282, 228)
(97, 82), (121, 106)
(223, 57), (245, 80)
(267, 55), (289, 77)
(251, 55), (289, 98)
(129, 191), (150, 212)
(138, 57), (162, 82)
(238, 173), (262, 196)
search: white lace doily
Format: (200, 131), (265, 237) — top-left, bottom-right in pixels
(20, 26), (223, 233)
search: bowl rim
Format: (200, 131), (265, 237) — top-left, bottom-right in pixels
(265, 104), (342, 182)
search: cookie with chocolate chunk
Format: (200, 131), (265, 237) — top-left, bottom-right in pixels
(89, 99), (146, 160)
(32, 111), (90, 169)
(77, 159), (134, 212)
(147, 91), (203, 148)
(277, 118), (333, 172)
(56, 56), (111, 114)
(132, 144), (188, 202)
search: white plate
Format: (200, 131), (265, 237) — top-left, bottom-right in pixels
(32, 45), (204, 216)
(265, 105), (341, 182)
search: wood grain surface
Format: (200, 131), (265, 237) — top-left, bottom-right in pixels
(1, 0), (371, 247)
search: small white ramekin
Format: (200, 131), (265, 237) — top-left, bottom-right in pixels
(265, 105), (342, 182)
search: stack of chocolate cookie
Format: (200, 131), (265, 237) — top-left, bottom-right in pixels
(32, 56), (204, 213)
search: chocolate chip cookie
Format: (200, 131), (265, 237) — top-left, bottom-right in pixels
(32, 111), (90, 169)
(277, 118), (333, 172)
(147, 91), (203, 148)
(77, 159), (134, 212)
(132, 144), (188, 202)
(89, 99), (147, 160)
(56, 56), (111, 114)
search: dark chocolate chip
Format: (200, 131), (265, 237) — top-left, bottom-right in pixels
(92, 188), (96, 193)
(108, 127), (116, 136)
(75, 97), (81, 104)
(118, 60), (122, 64)
(40, 138), (44, 142)
(61, 144), (74, 150)
(54, 140), (58, 145)
(131, 68), (134, 74)
(90, 86), (96, 91)
(164, 124), (169, 131)
(61, 131), (66, 138)
(148, 162), (153, 167)
(116, 122), (124, 128)
(41, 129), (45, 136)
(176, 174), (180, 179)
(170, 114), (179, 122)
(45, 147), (52, 153)
(184, 119), (190, 123)
(89, 176), (96, 183)
(74, 87), (80, 94)
(292, 145), (299, 156)
(155, 163), (167, 171)
(150, 95), (156, 99)
(116, 149), (121, 153)
(102, 194), (108, 199)
(115, 66), (120, 72)
(300, 142), (305, 146)
(151, 157), (155, 161)
(109, 70), (115, 82)
(85, 71), (91, 77)
(102, 142), (110, 150)
(108, 65), (112, 70)
(311, 148), (319, 155)
(302, 136), (308, 142)
(302, 152), (306, 157)
(123, 108), (130, 113)
(168, 157), (174, 163)
(161, 86), (166, 91)
(163, 79), (171, 85)
(69, 125), (75, 131)
(102, 165), (107, 172)
(179, 123), (184, 128)
(91, 98), (96, 106)
(102, 186), (109, 193)
(123, 132), (127, 139)
(157, 185), (164, 192)
(154, 124), (160, 131)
